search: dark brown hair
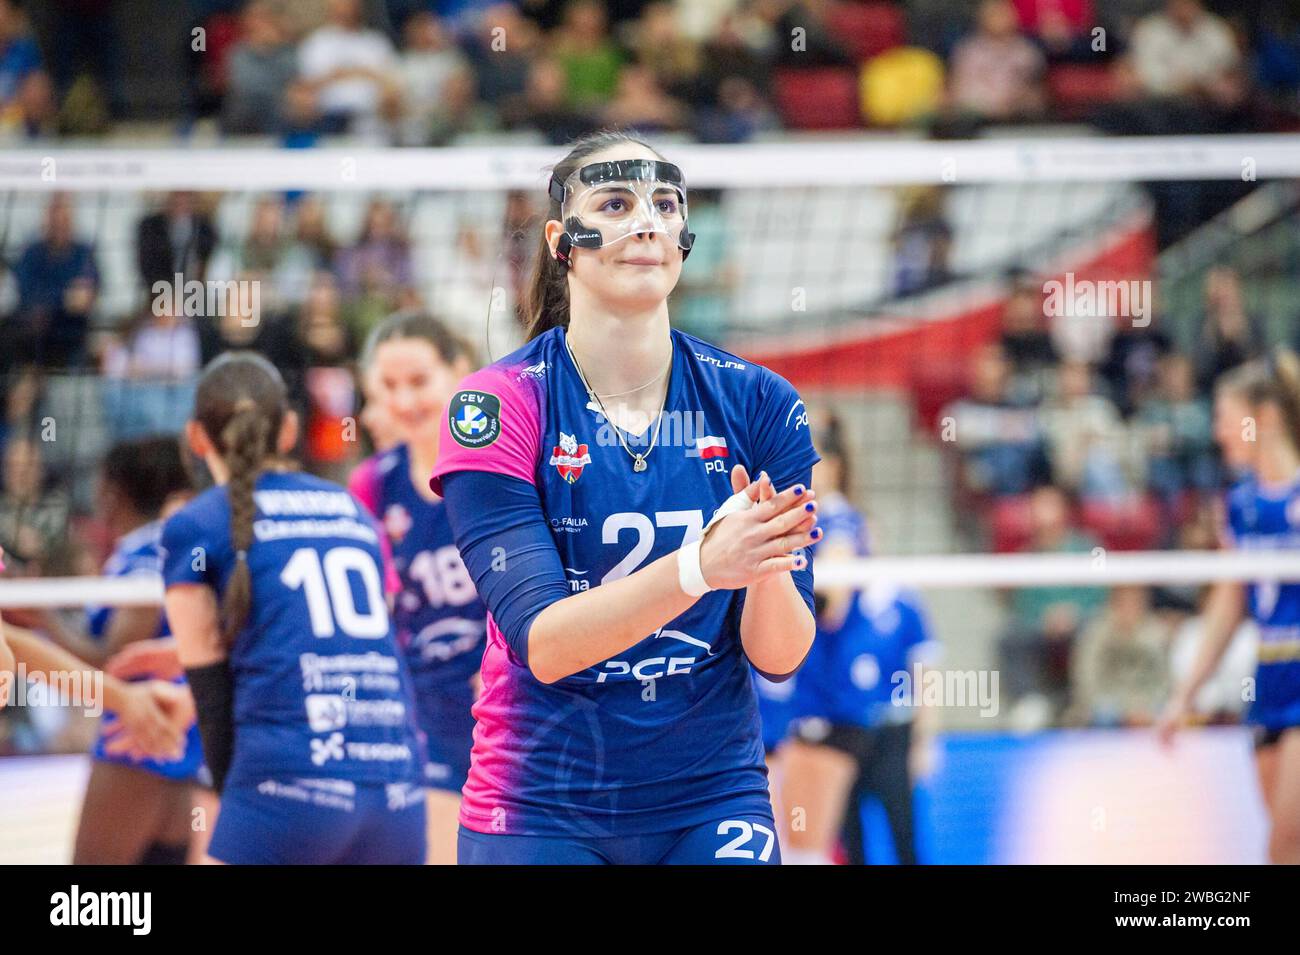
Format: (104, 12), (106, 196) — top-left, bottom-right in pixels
(1219, 347), (1300, 455)
(361, 310), (475, 370)
(193, 351), (288, 646)
(523, 129), (666, 341)
(101, 435), (191, 518)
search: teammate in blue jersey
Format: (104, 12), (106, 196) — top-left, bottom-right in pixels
(1160, 349), (1300, 863)
(430, 132), (822, 865)
(64, 436), (208, 864)
(351, 312), (486, 864)
(161, 352), (426, 865)
(776, 416), (938, 865)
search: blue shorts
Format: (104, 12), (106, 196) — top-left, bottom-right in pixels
(458, 811), (782, 865)
(209, 778), (427, 865)
(414, 683), (475, 793)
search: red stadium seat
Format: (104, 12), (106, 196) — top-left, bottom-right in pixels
(1046, 63), (1120, 121)
(828, 2), (907, 63)
(1080, 496), (1162, 552)
(990, 495), (1036, 554)
(773, 69), (863, 130)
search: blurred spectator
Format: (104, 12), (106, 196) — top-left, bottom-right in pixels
(1194, 265), (1264, 391)
(631, 2), (700, 100)
(464, 4), (539, 125)
(298, 0), (400, 138)
(195, 270), (301, 376)
(603, 63), (687, 132)
(1137, 352), (1217, 512)
(208, 195), (289, 290)
(772, 0), (854, 69)
(552, 0), (624, 109)
(221, 1), (298, 136)
(298, 271), (356, 367)
(335, 200), (412, 336)
(891, 186), (952, 298)
(999, 276), (1058, 400)
(999, 484), (1106, 728)
(136, 191), (217, 292)
(940, 342), (1050, 497)
(1039, 360), (1140, 503)
(0, 0), (53, 139)
(102, 302), (201, 382)
(947, 0), (1046, 123)
(1128, 0), (1240, 104)
(427, 66), (496, 144)
(394, 10), (473, 146)
(277, 196), (338, 304)
(695, 74), (778, 142)
(0, 435), (71, 575)
(517, 57), (595, 143)
(1099, 321), (1173, 418)
(12, 195), (99, 368)
(1066, 585), (1171, 727)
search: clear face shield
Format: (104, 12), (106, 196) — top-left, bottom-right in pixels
(548, 159), (695, 265)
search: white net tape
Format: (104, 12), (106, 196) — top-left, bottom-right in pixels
(3, 550), (1298, 608)
(1, 133), (1297, 192)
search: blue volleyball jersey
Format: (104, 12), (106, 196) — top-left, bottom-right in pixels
(430, 326), (819, 837)
(802, 582), (937, 728)
(87, 522), (204, 781)
(349, 443), (487, 694)
(1223, 474), (1300, 731)
(753, 491), (873, 745)
(160, 470), (423, 788)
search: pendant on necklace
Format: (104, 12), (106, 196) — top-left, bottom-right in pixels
(633, 456), (648, 473)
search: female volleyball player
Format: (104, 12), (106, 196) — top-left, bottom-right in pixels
(161, 352), (426, 864)
(350, 312), (486, 864)
(55, 436), (207, 864)
(431, 131), (822, 865)
(1159, 348), (1300, 864)
(779, 417), (939, 865)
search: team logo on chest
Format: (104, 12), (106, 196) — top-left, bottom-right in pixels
(383, 503), (412, 543)
(549, 432), (592, 483)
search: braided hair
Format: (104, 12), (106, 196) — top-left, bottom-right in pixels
(193, 352), (288, 647)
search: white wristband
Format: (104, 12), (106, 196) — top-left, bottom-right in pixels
(677, 538), (712, 597)
(678, 487), (757, 598)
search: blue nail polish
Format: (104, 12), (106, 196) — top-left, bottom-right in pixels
(793, 485), (805, 496)
(804, 502), (815, 512)
(811, 527), (822, 540)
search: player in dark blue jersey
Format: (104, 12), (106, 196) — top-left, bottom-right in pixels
(1160, 349), (1300, 863)
(431, 132), (822, 864)
(351, 312), (486, 864)
(776, 417), (938, 864)
(60, 437), (209, 864)
(162, 352), (426, 865)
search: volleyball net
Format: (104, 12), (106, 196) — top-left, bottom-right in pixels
(1, 132), (1298, 741)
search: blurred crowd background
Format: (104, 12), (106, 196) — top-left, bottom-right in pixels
(0, 0), (1297, 142)
(1, 0), (1298, 757)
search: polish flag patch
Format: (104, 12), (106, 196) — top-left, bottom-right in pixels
(695, 435), (729, 459)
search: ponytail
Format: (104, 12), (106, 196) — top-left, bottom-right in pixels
(193, 352), (288, 648)
(219, 401), (270, 646)
(523, 129), (667, 341)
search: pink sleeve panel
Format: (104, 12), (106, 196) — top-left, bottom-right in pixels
(430, 365), (541, 496)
